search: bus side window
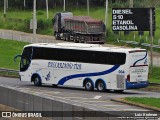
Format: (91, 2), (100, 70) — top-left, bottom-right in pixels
(20, 56), (29, 71)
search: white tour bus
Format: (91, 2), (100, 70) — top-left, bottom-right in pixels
(15, 43), (149, 92)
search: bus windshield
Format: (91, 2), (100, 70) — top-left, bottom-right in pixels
(20, 47), (32, 72)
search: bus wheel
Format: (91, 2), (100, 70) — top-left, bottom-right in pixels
(66, 35), (70, 41)
(97, 81), (105, 91)
(73, 35), (78, 43)
(55, 33), (61, 40)
(64, 35), (66, 41)
(33, 75), (42, 86)
(84, 80), (94, 91)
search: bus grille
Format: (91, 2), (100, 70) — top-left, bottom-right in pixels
(117, 75), (125, 89)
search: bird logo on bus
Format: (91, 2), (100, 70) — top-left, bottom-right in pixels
(45, 72), (51, 81)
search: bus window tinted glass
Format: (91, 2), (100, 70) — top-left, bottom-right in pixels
(20, 47), (32, 72)
(31, 47), (126, 65)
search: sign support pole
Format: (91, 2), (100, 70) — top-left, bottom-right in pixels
(63, 0), (65, 12)
(149, 8), (153, 74)
(87, 0), (89, 16)
(129, 0), (133, 8)
(105, 0), (108, 27)
(46, 0), (49, 19)
(24, 0), (26, 10)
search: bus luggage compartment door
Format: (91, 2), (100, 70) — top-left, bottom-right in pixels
(110, 74), (125, 90)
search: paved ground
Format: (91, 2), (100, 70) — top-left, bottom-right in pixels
(0, 76), (160, 113)
(0, 29), (160, 66)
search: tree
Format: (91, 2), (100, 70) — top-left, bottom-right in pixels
(46, 0), (49, 19)
(4, 0), (7, 18)
(24, 0), (25, 9)
(129, 0), (133, 7)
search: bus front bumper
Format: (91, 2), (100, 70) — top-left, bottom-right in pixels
(126, 81), (149, 89)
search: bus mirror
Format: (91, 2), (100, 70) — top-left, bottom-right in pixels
(14, 54), (21, 63)
(52, 18), (56, 25)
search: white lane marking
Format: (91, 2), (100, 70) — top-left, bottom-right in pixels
(16, 100), (29, 105)
(93, 95), (102, 99)
(122, 109), (149, 111)
(74, 100), (109, 103)
(103, 105), (123, 106)
(83, 100), (108, 103)
(45, 91), (61, 94)
(75, 117), (83, 120)
(57, 95), (102, 100)
(59, 97), (90, 99)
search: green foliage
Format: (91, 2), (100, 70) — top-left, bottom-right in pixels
(0, 0), (106, 10)
(38, 30), (52, 35)
(36, 19), (52, 35)
(124, 97), (160, 108)
(23, 19), (31, 32)
(37, 11), (44, 15)
(38, 19), (51, 30)
(0, 39), (28, 70)
(111, 2), (128, 8)
(0, 18), (52, 35)
(106, 29), (118, 43)
(134, 0), (160, 7)
(149, 66), (160, 83)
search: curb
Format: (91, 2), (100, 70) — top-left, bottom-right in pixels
(111, 98), (160, 112)
(0, 75), (19, 78)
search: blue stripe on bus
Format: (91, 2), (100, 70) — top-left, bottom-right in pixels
(126, 81), (149, 89)
(58, 65), (120, 85)
(133, 52), (147, 66)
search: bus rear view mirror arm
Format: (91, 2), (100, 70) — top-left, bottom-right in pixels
(14, 54), (21, 63)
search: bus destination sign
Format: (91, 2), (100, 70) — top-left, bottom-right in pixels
(112, 8), (155, 31)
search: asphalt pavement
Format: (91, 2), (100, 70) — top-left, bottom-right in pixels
(0, 76), (160, 113)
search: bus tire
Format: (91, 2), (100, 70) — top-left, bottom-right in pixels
(97, 81), (105, 91)
(33, 75), (42, 86)
(66, 35), (70, 41)
(64, 35), (67, 41)
(73, 35), (78, 43)
(84, 80), (94, 91)
(55, 33), (61, 40)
